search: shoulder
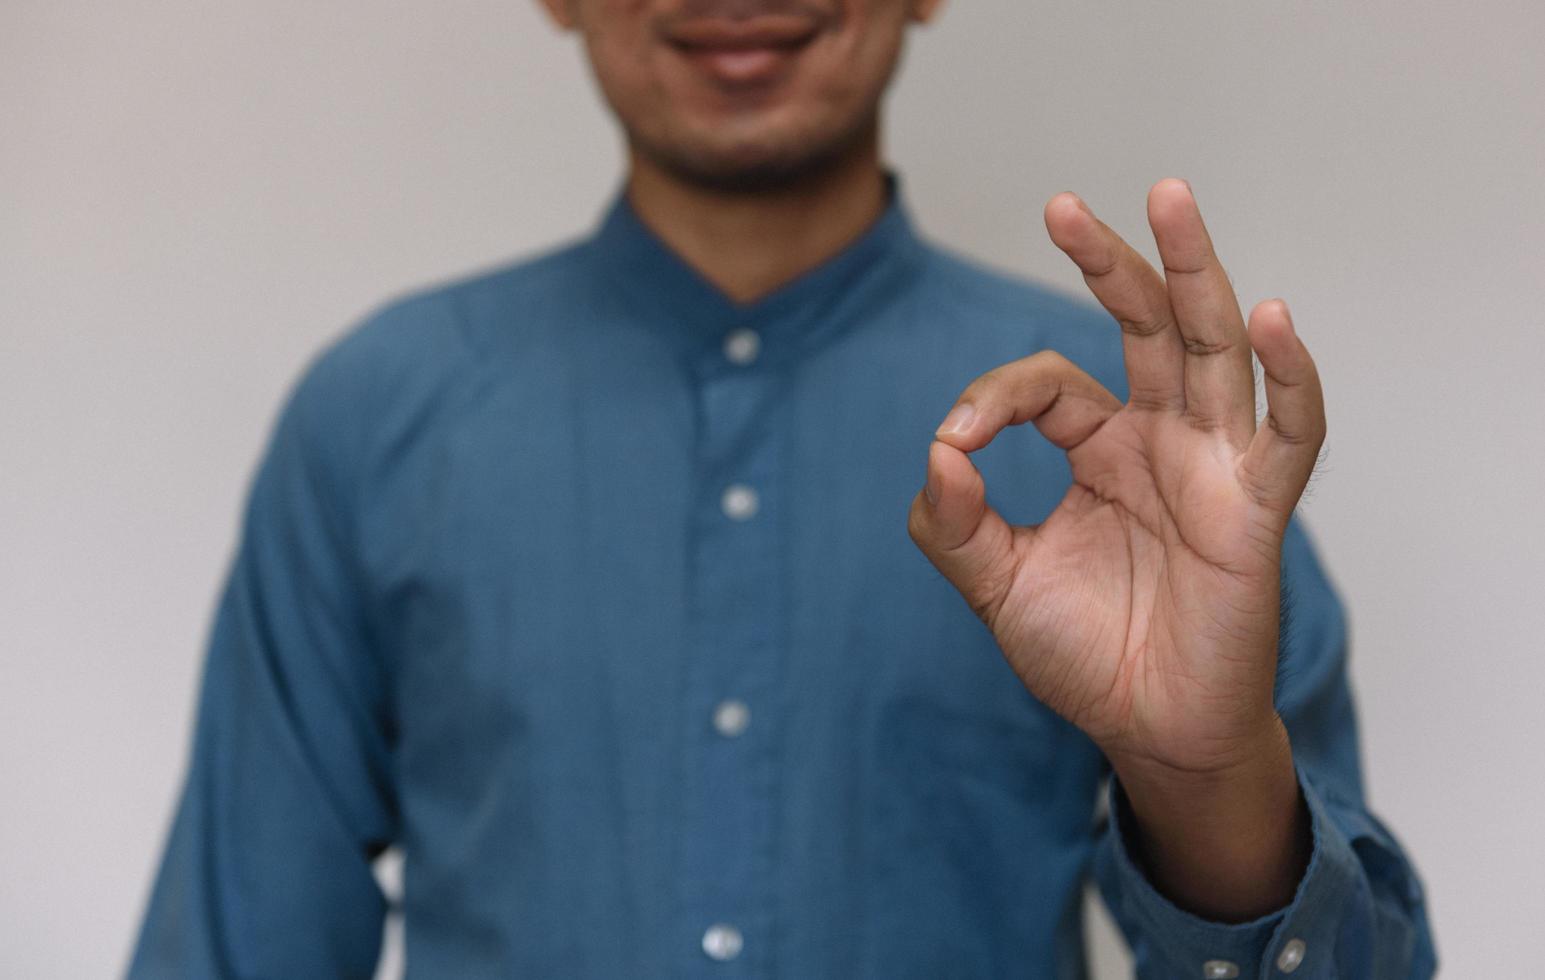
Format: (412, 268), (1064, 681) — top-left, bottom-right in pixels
(911, 238), (1128, 398)
(272, 237), (591, 475)
(307, 238), (591, 398)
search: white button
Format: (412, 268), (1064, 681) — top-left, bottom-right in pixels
(1276, 938), (1306, 973)
(712, 699), (751, 737)
(1203, 961), (1240, 979)
(721, 483), (759, 521)
(723, 327), (760, 365)
(701, 922), (743, 961)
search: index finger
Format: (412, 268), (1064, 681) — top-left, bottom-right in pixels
(933, 350), (1123, 454)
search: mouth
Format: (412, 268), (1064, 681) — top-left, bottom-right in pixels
(663, 15), (823, 86)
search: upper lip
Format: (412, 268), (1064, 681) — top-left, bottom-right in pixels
(663, 15), (822, 50)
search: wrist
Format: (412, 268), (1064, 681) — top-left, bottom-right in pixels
(1107, 714), (1295, 799)
(1107, 719), (1312, 922)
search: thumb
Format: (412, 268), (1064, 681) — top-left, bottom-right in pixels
(907, 439), (1019, 627)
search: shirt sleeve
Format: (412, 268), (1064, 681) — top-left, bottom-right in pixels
(1090, 516), (1437, 979)
(127, 337), (397, 979)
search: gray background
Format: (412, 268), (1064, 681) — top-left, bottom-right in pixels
(3, 1), (1542, 976)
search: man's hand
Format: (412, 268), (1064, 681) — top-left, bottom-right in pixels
(907, 179), (1322, 920)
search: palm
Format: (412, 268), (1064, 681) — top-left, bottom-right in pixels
(910, 180), (1326, 776)
(997, 408), (1279, 770)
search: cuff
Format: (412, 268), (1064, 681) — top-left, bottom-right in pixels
(1093, 760), (1361, 979)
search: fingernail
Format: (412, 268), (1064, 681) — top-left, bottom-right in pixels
(936, 403), (975, 437)
(924, 451), (941, 506)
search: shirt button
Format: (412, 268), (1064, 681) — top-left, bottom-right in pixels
(721, 483), (759, 521)
(701, 922), (743, 961)
(712, 699), (751, 737)
(722, 327), (760, 366)
(1202, 961), (1240, 979)
(1276, 938), (1307, 973)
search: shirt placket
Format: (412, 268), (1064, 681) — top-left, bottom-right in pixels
(677, 322), (787, 977)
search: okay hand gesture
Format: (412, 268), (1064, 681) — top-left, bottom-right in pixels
(909, 179), (1325, 785)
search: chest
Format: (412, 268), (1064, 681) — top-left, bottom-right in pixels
(360, 326), (1082, 788)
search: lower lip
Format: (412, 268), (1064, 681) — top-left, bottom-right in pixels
(678, 43), (808, 85)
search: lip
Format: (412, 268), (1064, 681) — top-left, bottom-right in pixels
(666, 14), (821, 49)
(664, 15), (822, 86)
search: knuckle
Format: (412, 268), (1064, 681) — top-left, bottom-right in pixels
(1182, 408), (1230, 434)
(1310, 415), (1329, 444)
(1081, 247), (1121, 279)
(1126, 390), (1182, 413)
(1117, 314), (1173, 339)
(966, 592), (999, 627)
(960, 365), (1005, 400)
(1180, 335), (1235, 357)
(1028, 349), (1073, 372)
(1264, 412), (1323, 447)
(964, 562), (1016, 631)
(906, 499), (928, 544)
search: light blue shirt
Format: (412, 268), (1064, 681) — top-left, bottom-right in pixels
(130, 176), (1436, 978)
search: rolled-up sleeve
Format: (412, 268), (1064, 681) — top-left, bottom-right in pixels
(128, 333), (397, 979)
(1091, 517), (1437, 979)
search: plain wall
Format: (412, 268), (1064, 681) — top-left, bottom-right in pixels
(3, 1), (1542, 976)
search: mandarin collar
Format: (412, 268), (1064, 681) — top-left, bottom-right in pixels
(585, 172), (924, 371)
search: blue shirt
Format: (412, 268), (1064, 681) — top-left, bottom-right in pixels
(130, 177), (1436, 979)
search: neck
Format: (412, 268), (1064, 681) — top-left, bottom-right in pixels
(623, 131), (889, 304)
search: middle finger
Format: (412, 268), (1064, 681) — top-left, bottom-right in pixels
(1044, 192), (1187, 413)
(1146, 178), (1257, 446)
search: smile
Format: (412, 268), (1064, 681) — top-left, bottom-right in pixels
(664, 14), (822, 85)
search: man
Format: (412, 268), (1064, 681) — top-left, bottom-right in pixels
(129, 0), (1436, 976)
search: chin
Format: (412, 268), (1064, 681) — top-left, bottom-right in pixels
(635, 111), (876, 194)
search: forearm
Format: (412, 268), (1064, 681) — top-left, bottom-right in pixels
(1109, 719), (1312, 923)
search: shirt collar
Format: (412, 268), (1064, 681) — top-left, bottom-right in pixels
(585, 171), (924, 370)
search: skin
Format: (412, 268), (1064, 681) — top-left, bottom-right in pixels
(537, 0), (941, 300)
(540, 0), (1316, 924)
(911, 184), (1319, 920)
